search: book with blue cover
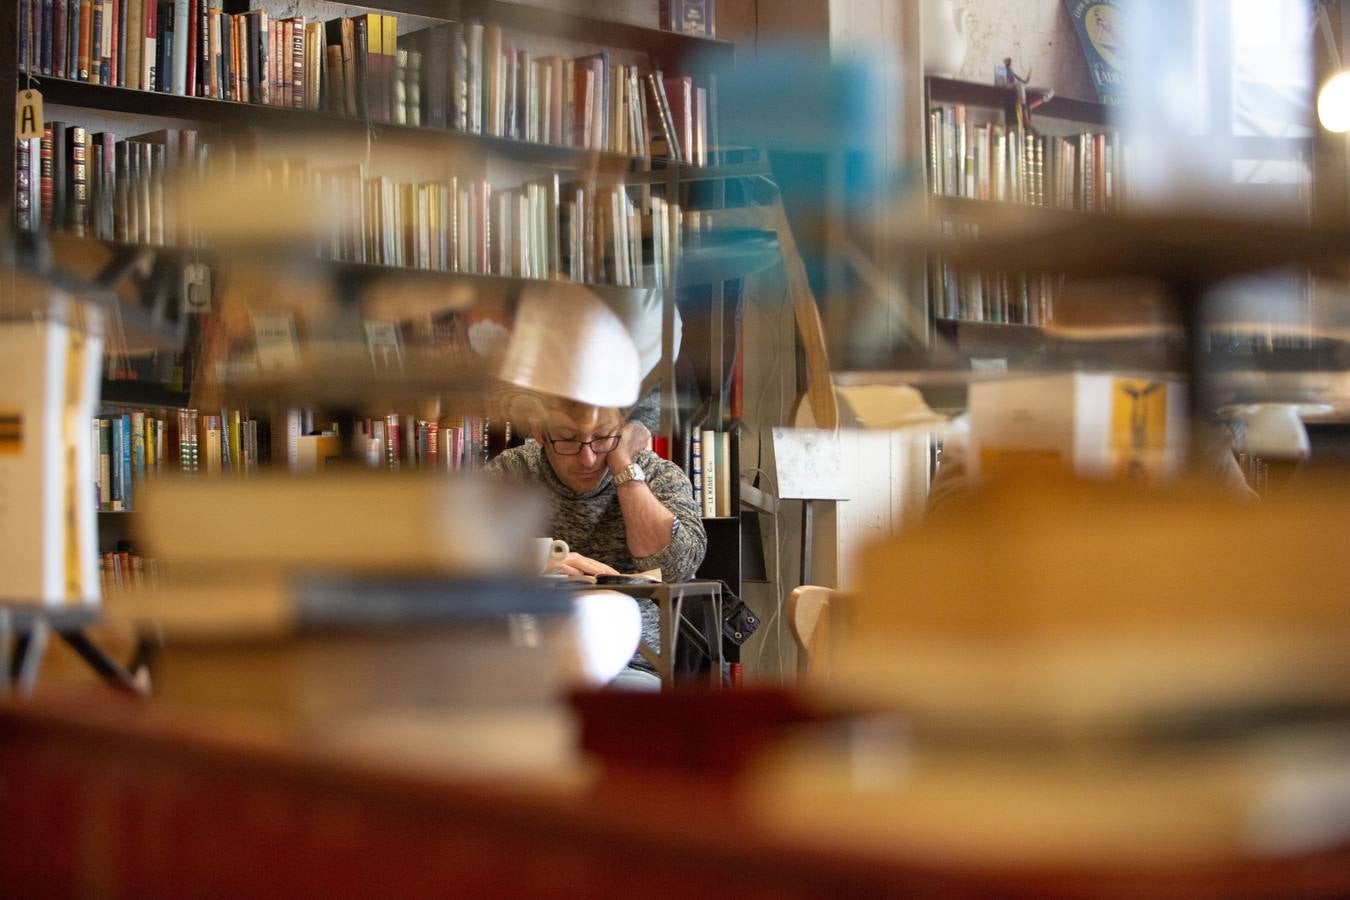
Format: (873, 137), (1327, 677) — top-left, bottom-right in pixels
(1065, 0), (1127, 105)
(120, 413), (133, 510)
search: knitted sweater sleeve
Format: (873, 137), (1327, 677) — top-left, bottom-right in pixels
(629, 452), (707, 582)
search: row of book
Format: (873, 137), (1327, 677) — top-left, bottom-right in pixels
(14, 122), (200, 242)
(409, 23), (711, 163)
(312, 169), (682, 286)
(93, 409), (164, 511)
(930, 256), (1058, 326)
(927, 105), (1126, 211)
(690, 428), (732, 518)
(95, 406), (262, 510)
(100, 546), (162, 593)
(17, 1), (712, 164)
(354, 415), (509, 471)
(14, 123), (685, 287)
(281, 410), (516, 472)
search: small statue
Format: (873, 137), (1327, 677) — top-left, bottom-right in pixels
(995, 57), (1053, 128)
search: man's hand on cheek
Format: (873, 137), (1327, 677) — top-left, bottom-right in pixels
(608, 420), (651, 471)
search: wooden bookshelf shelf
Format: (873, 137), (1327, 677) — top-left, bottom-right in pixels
(449, 0), (734, 70)
(47, 233), (665, 323)
(39, 76), (687, 178)
(101, 380), (191, 408)
(930, 195), (1098, 225)
(926, 76), (1110, 127)
(934, 317), (1049, 352)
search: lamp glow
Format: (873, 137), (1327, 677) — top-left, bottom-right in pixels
(1318, 71), (1350, 132)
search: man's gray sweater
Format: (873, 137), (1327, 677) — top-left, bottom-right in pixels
(486, 440), (707, 672)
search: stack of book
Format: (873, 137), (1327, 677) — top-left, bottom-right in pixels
(17, 5), (711, 164)
(927, 105), (1126, 211)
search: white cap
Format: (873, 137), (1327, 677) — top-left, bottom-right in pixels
(497, 282), (641, 409)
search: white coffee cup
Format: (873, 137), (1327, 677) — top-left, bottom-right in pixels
(532, 538), (570, 574)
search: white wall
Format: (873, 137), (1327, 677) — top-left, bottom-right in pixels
(953, 0), (1097, 100)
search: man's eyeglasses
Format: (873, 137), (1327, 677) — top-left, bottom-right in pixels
(545, 434), (621, 456)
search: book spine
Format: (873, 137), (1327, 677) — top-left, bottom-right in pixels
(120, 414), (133, 510)
(90, 0), (102, 83)
(20, 0), (31, 74)
(256, 11), (269, 104)
(42, 0), (54, 75)
(98, 419), (112, 511)
(717, 431), (731, 517)
(114, 0), (125, 84)
(39, 126), (54, 227)
(700, 428), (716, 517)
(123, 0), (138, 87)
(228, 409), (241, 473)
(67, 126), (87, 234)
(15, 140), (33, 232)
(382, 15), (396, 124)
(690, 429), (702, 508)
(354, 15), (370, 119)
(291, 18), (304, 109)
(341, 19), (356, 115)
(170, 0), (187, 92)
(268, 20), (278, 106)
(108, 414), (123, 510)
(222, 12), (233, 101)
(78, 0), (92, 81)
(130, 411), (145, 497)
(67, 0), (80, 76)
(53, 0), (66, 77)
(100, 0), (111, 82)
(142, 413), (155, 471)
(141, 0), (155, 90)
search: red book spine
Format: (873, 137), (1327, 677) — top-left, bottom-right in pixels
(39, 126), (54, 227)
(185, 0), (197, 95)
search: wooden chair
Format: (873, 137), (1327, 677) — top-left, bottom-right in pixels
(788, 585), (837, 680)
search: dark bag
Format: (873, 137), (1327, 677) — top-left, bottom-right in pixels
(673, 582), (759, 679)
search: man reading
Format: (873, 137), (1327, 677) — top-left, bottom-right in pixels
(487, 398), (706, 581)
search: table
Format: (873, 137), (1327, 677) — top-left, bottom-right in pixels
(0, 603), (146, 696)
(559, 581), (724, 689)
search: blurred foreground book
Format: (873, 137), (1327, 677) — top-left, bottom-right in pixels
(107, 472), (592, 724)
(749, 472), (1350, 869)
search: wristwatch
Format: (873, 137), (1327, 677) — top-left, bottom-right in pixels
(612, 462), (646, 487)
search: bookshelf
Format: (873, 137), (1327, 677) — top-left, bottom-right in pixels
(6, 0), (758, 608)
(923, 75), (1122, 347)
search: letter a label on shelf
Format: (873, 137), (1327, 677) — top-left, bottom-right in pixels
(15, 90), (43, 139)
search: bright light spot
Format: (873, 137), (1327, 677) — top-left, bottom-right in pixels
(1317, 72), (1350, 132)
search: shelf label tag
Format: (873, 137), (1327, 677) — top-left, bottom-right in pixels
(15, 90), (42, 140)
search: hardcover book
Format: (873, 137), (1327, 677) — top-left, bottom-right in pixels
(1065, 0), (1126, 105)
(659, 0), (713, 37)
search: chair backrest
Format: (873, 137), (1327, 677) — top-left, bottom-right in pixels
(788, 585), (836, 680)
